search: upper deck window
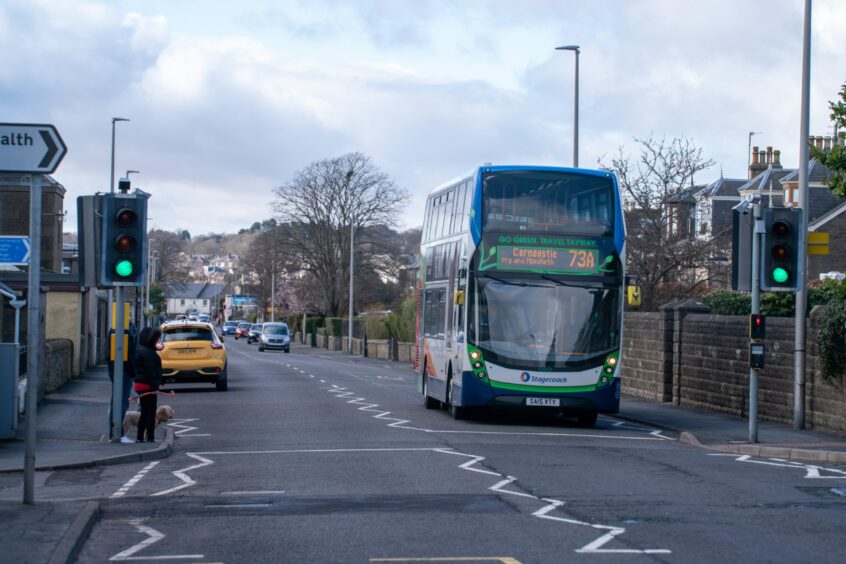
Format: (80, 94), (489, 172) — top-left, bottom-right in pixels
(482, 170), (613, 235)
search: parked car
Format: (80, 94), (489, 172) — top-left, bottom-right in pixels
(235, 322), (251, 339)
(247, 323), (263, 344)
(258, 322), (290, 353)
(158, 321), (228, 391)
(223, 321), (239, 335)
(197, 314), (210, 323)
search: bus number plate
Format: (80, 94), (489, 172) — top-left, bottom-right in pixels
(526, 397), (560, 407)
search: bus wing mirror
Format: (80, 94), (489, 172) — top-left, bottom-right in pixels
(454, 290), (465, 305)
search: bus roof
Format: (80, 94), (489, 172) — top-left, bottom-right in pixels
(426, 164), (616, 199)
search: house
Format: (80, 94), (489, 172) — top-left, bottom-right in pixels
(163, 282), (225, 317)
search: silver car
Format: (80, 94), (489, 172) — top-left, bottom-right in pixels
(258, 322), (290, 353)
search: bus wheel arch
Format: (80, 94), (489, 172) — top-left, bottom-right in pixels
(447, 364), (467, 420)
(421, 359), (440, 409)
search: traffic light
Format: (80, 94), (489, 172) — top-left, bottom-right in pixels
(761, 207), (803, 292)
(99, 192), (149, 287)
(749, 314), (766, 340)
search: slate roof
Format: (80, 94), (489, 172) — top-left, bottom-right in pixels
(666, 185), (703, 204)
(163, 282), (224, 299)
(737, 167), (795, 193)
(694, 177), (747, 199)
(779, 159), (833, 184)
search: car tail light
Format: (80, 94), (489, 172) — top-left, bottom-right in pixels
(211, 342), (224, 350)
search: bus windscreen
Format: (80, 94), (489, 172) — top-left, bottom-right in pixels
(482, 170), (614, 235)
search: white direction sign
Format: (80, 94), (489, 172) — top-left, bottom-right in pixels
(0, 123), (66, 174)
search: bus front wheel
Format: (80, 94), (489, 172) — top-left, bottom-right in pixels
(575, 410), (598, 427)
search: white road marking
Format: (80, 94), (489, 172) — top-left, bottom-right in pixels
(221, 490), (286, 495)
(167, 418), (208, 437)
(109, 519), (204, 561)
(111, 461), (160, 498)
(230, 348), (672, 554)
(205, 503), (271, 509)
(150, 453), (215, 496)
(709, 453), (846, 478)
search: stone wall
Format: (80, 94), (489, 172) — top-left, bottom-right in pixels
(40, 339), (74, 399)
(622, 301), (846, 435)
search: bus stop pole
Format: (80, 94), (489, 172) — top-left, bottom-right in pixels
(23, 175), (43, 504)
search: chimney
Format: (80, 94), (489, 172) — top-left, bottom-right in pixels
(824, 136), (832, 150)
(749, 146), (769, 179)
(773, 150), (781, 167)
(766, 146), (773, 164)
(840, 132), (846, 146)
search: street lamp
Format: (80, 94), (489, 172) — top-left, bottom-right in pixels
(108, 117), (129, 340)
(110, 118), (130, 193)
(555, 45), (580, 168)
(346, 170), (355, 354)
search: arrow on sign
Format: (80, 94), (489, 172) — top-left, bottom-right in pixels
(0, 123), (67, 174)
(0, 236), (31, 265)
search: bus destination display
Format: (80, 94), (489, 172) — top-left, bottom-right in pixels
(496, 246), (598, 274)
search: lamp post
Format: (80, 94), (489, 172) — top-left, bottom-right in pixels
(555, 45), (580, 167)
(346, 170), (355, 354)
(270, 250), (276, 322)
(108, 118), (130, 335)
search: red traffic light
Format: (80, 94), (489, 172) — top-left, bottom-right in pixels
(772, 220), (790, 237)
(115, 235), (137, 253)
(772, 244), (789, 261)
(116, 208), (137, 226)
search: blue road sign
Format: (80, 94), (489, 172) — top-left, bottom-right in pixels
(0, 236), (31, 264)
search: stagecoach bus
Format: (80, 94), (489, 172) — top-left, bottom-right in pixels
(415, 165), (639, 425)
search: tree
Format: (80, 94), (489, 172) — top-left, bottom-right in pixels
(149, 229), (189, 283)
(811, 81), (846, 197)
(240, 227), (288, 319)
(271, 152), (409, 316)
(601, 135), (716, 311)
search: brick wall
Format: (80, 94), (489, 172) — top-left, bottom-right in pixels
(621, 311), (672, 402)
(0, 175), (65, 273)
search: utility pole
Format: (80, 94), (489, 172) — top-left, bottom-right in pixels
(23, 175), (43, 504)
(794, 0), (812, 430)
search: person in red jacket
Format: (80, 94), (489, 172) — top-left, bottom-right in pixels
(133, 327), (163, 443)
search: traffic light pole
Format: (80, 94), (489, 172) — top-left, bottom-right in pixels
(112, 286), (126, 442)
(23, 175), (43, 504)
(749, 200), (763, 443)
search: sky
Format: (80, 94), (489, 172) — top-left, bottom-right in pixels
(1, 0), (844, 237)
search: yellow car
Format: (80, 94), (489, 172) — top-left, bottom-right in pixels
(157, 321), (228, 391)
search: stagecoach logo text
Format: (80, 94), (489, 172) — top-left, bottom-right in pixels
(520, 372), (569, 384)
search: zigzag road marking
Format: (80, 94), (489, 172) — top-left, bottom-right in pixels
(150, 453), (215, 497)
(109, 518), (204, 561)
(709, 453), (846, 478)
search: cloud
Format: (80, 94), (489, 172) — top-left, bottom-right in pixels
(1, 0), (843, 236)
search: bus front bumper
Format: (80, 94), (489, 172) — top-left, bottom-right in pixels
(456, 371), (621, 414)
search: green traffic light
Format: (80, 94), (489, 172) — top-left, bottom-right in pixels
(115, 260), (134, 278)
(773, 267), (789, 284)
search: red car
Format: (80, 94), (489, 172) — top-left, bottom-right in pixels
(235, 322), (251, 339)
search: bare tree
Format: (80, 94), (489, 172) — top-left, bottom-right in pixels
(272, 153), (409, 316)
(601, 135), (716, 311)
(240, 227), (288, 318)
(148, 229), (189, 284)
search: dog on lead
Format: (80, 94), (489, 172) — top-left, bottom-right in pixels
(122, 405), (175, 437)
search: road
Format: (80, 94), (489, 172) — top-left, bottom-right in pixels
(28, 339), (846, 562)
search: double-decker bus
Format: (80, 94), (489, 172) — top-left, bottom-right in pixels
(415, 165), (638, 425)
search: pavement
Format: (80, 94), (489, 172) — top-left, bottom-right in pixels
(0, 360), (844, 564)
